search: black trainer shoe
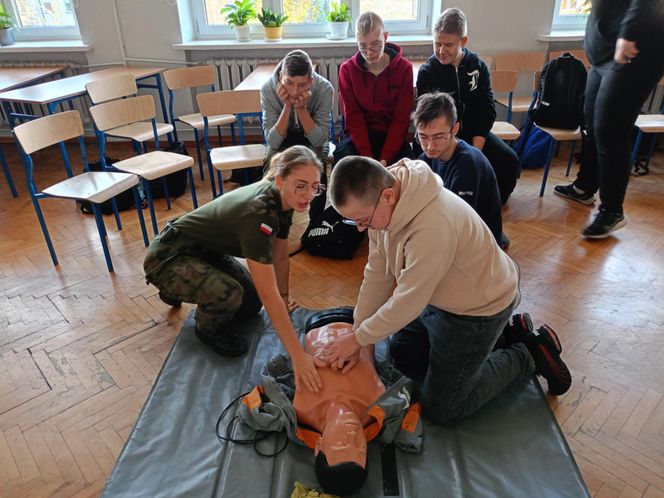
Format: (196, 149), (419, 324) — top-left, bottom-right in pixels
(194, 326), (248, 357)
(159, 291), (182, 307)
(582, 210), (626, 238)
(494, 312), (533, 350)
(553, 184), (596, 205)
(523, 325), (571, 395)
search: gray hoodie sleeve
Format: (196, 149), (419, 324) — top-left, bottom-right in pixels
(304, 76), (334, 148)
(260, 78), (287, 151)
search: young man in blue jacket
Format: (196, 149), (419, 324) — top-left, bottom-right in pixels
(416, 8), (520, 205)
(414, 92), (508, 249)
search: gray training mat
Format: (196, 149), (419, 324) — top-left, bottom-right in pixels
(101, 309), (590, 498)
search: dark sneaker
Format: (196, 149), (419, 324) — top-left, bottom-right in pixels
(582, 210), (626, 238)
(494, 312), (533, 351)
(523, 325), (571, 395)
(194, 326), (248, 357)
(159, 291), (182, 307)
(553, 184), (596, 205)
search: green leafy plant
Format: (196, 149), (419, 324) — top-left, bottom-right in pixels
(0, 5), (13, 29)
(326, 2), (352, 23)
(220, 0), (256, 27)
(257, 7), (288, 28)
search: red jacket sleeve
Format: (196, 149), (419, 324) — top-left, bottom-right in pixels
(339, 62), (373, 157)
(380, 60), (413, 164)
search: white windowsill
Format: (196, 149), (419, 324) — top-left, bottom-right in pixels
(174, 34), (432, 51)
(0, 40), (91, 53)
(537, 30), (585, 42)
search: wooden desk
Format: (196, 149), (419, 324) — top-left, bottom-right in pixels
(234, 64), (277, 91)
(0, 66), (66, 93)
(0, 66), (168, 128)
(1, 66), (65, 198)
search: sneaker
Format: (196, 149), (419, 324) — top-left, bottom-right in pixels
(159, 291), (182, 307)
(523, 325), (571, 396)
(582, 210), (626, 238)
(553, 184), (596, 205)
(494, 312), (533, 351)
(194, 326), (248, 357)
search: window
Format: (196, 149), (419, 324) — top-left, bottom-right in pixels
(192, 0), (433, 39)
(2, 0), (81, 40)
(551, 0), (589, 31)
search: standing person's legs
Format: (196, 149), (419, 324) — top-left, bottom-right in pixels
(573, 67), (602, 195)
(583, 58), (664, 237)
(481, 132), (521, 204)
(417, 302), (535, 424)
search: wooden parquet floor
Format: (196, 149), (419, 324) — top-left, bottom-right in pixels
(0, 139), (663, 498)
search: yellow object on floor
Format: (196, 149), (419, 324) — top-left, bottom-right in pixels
(291, 480), (339, 498)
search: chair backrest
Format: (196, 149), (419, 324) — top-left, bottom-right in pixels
(85, 74), (137, 104)
(491, 70), (518, 93)
(196, 90), (261, 117)
(481, 55), (494, 69)
(534, 71), (543, 93)
(14, 110), (84, 155)
(496, 51), (546, 72)
(89, 94), (156, 132)
(163, 65), (216, 91)
(549, 49), (590, 69)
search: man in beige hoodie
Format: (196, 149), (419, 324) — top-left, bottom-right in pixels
(323, 156), (571, 424)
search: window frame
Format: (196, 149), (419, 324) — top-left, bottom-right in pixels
(2, 0), (81, 41)
(551, 0), (589, 31)
(191, 0), (434, 39)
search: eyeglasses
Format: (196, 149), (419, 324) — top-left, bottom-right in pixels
(342, 190), (383, 228)
(416, 130), (454, 144)
(294, 182), (326, 197)
(358, 40), (384, 54)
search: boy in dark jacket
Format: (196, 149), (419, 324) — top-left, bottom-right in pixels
(414, 92), (507, 249)
(417, 8), (520, 204)
(334, 11), (414, 166)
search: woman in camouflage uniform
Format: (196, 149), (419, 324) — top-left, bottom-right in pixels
(143, 146), (326, 392)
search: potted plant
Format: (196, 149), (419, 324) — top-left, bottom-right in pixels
(257, 8), (287, 42)
(0, 5), (15, 46)
(220, 0), (256, 42)
(326, 2), (351, 40)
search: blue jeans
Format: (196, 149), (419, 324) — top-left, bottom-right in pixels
(390, 301), (535, 425)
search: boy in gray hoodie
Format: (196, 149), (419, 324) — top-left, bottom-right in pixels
(260, 50), (334, 172)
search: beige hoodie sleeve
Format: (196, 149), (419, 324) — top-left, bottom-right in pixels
(353, 223), (457, 346)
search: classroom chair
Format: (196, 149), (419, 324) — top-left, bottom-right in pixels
(495, 51), (546, 123)
(89, 95), (197, 236)
(12, 110), (149, 272)
(163, 65), (236, 185)
(196, 90), (265, 197)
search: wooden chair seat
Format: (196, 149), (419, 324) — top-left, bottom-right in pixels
(496, 95), (534, 113)
(113, 151), (194, 180)
(178, 112), (236, 130)
(210, 144), (265, 171)
(105, 121), (174, 143)
(43, 171), (139, 203)
(635, 114), (664, 133)
(535, 125), (582, 141)
(491, 121), (521, 141)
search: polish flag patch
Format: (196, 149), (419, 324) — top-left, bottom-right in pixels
(259, 223), (273, 236)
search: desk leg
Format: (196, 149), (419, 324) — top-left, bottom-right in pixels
(0, 145), (19, 197)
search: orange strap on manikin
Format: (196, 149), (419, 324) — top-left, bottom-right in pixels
(400, 402), (422, 433)
(241, 385), (264, 411)
(296, 427), (321, 449)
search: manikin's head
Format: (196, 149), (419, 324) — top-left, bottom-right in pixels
(329, 156), (398, 232)
(432, 8), (468, 67)
(314, 405), (368, 495)
(355, 11), (388, 65)
(279, 49), (314, 98)
(413, 92), (460, 160)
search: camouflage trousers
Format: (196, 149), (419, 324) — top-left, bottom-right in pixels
(143, 223), (261, 334)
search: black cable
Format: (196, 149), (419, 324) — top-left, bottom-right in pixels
(216, 391), (290, 458)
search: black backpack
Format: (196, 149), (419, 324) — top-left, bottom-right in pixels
(532, 53), (587, 130)
(300, 205), (365, 260)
